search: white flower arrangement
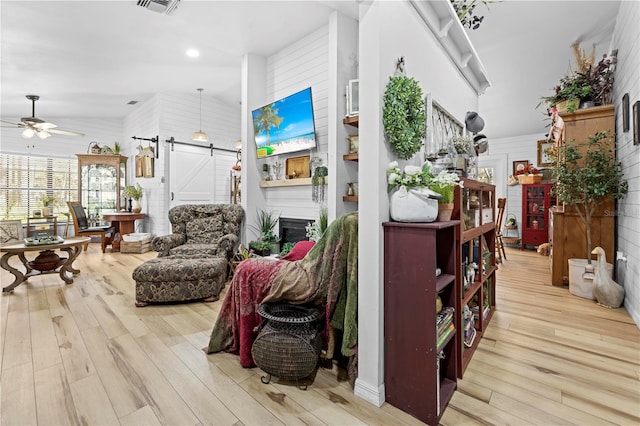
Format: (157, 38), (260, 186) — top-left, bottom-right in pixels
(428, 170), (464, 203)
(387, 161), (434, 192)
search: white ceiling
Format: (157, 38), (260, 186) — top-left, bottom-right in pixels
(0, 0), (621, 140)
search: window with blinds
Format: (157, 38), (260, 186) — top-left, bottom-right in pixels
(0, 154), (78, 220)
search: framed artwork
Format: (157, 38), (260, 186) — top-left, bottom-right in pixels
(0, 220), (23, 245)
(622, 93), (629, 133)
(285, 155), (310, 179)
(513, 160), (529, 176)
(634, 100), (639, 146)
(347, 79), (359, 116)
(537, 140), (554, 167)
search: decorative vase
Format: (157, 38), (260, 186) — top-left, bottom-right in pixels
(132, 199), (142, 213)
(42, 207), (51, 217)
(437, 203), (454, 222)
(389, 187), (438, 223)
(568, 258), (612, 299)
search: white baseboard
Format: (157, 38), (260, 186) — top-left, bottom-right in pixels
(354, 378), (385, 407)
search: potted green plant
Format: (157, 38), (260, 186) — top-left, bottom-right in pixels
(122, 183), (143, 213)
(305, 205), (328, 242)
(41, 195), (57, 217)
(551, 131), (628, 298)
(428, 169), (464, 221)
(540, 74), (592, 113)
(248, 240), (271, 257)
(251, 208), (280, 253)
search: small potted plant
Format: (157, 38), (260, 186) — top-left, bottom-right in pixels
(41, 195), (57, 217)
(428, 169), (464, 221)
(250, 208), (280, 254)
(551, 131), (628, 298)
(248, 240), (272, 257)
(122, 183), (143, 213)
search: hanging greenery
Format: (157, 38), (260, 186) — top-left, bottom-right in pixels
(383, 69), (426, 160)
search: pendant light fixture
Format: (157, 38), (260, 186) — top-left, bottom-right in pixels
(192, 88), (209, 143)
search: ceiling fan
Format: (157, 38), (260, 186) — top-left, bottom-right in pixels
(0, 95), (85, 139)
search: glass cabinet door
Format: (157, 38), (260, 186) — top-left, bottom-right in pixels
(77, 154), (127, 219)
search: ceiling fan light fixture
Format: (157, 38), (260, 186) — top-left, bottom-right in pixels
(22, 128), (35, 138)
(37, 130), (51, 140)
(192, 88), (209, 143)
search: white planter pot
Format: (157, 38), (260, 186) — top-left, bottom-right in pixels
(389, 187), (438, 223)
(568, 258), (613, 299)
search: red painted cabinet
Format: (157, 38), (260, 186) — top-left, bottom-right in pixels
(521, 183), (556, 249)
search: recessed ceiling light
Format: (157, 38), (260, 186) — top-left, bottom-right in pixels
(186, 49), (200, 58)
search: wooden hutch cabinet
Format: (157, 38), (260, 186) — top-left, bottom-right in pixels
(548, 105), (615, 286)
(76, 154), (127, 217)
(521, 183), (556, 249)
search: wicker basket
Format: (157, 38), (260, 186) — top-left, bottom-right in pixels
(252, 303), (323, 384)
(517, 174), (543, 184)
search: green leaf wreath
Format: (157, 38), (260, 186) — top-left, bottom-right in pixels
(383, 75), (426, 160)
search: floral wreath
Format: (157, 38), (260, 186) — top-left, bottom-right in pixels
(383, 58), (426, 160)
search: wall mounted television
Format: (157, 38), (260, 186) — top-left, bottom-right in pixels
(251, 87), (317, 158)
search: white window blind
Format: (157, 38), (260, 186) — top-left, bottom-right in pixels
(0, 153), (78, 220)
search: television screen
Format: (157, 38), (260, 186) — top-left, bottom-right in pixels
(251, 87), (317, 158)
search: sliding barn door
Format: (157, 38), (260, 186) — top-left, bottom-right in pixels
(168, 143), (236, 209)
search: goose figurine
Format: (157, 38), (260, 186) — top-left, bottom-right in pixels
(592, 247), (625, 308)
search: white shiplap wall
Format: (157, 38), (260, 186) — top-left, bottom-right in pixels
(262, 24), (329, 224)
(123, 92), (241, 236)
(612, 0), (640, 327)
(486, 132), (548, 241)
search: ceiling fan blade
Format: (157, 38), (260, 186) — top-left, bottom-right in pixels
(6, 95), (86, 139)
(1, 119), (24, 128)
(49, 128), (85, 137)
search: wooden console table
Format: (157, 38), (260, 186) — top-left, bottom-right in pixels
(102, 212), (146, 235)
(1, 236), (91, 292)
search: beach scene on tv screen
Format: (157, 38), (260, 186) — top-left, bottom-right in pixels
(252, 87), (317, 158)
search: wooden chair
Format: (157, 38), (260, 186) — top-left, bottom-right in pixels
(495, 198), (507, 264)
(67, 201), (115, 253)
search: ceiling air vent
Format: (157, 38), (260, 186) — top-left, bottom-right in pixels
(136, 0), (180, 15)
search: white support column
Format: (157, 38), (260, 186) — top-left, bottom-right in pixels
(328, 10), (359, 222)
(241, 54), (267, 242)
(354, 0), (387, 407)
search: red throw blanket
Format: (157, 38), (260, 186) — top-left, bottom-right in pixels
(206, 212), (358, 370)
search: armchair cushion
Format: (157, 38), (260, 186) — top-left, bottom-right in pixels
(186, 216), (224, 243)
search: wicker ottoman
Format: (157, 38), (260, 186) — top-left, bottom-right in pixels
(132, 255), (228, 306)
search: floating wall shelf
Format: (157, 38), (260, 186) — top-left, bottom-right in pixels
(259, 177), (328, 188)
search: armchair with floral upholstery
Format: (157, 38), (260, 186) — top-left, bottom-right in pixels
(152, 204), (244, 260)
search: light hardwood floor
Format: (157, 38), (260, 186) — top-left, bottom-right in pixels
(1, 245), (639, 425)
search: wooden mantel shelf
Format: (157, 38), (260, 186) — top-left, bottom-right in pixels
(259, 177), (328, 188)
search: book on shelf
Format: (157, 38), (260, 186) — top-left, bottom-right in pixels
(437, 323), (455, 348)
(436, 307), (455, 325)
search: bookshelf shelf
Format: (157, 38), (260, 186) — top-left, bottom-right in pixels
(383, 220), (460, 424)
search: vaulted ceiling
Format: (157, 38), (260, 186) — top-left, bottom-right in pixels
(0, 0), (621, 140)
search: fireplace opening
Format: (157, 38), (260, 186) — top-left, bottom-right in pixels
(279, 218), (311, 251)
